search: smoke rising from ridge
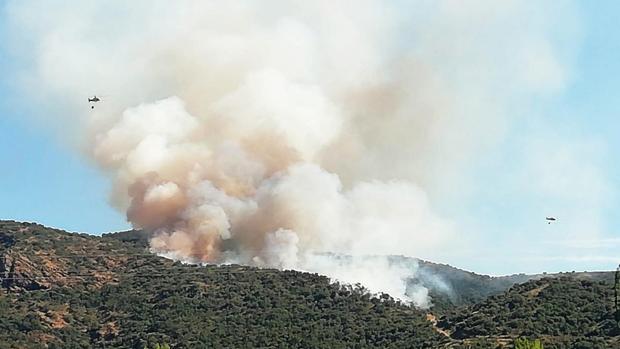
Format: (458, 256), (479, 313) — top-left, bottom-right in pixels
(6, 0), (578, 305)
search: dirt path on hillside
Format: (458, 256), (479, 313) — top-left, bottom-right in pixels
(426, 313), (451, 338)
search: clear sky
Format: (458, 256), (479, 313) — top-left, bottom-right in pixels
(441, 1), (620, 274)
(0, 1), (618, 274)
(0, 16), (129, 234)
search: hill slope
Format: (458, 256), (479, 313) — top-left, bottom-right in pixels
(438, 277), (620, 348)
(0, 221), (446, 348)
(96, 233), (614, 315)
(1, 220), (618, 348)
(392, 256), (614, 314)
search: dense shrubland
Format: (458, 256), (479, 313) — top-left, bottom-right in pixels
(0, 221), (444, 348)
(1, 221), (617, 348)
(439, 277), (619, 348)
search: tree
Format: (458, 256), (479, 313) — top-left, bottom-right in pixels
(615, 264), (619, 326)
(514, 337), (543, 349)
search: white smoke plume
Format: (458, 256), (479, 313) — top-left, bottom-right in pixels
(5, 0), (578, 306)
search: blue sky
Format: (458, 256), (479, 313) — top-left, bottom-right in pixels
(0, 110), (129, 234)
(442, 1), (620, 274)
(0, 25), (129, 233)
(0, 1), (618, 274)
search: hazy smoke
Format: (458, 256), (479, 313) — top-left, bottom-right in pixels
(6, 0), (577, 306)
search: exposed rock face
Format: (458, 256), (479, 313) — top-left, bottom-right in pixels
(0, 221), (151, 292)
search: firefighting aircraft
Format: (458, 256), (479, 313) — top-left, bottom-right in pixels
(88, 96), (101, 109)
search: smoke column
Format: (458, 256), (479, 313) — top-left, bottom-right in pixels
(5, 0), (577, 306)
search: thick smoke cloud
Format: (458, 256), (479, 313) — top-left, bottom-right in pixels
(5, 0), (578, 305)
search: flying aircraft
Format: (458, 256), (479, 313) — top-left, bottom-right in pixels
(545, 217), (557, 224)
(88, 96), (101, 109)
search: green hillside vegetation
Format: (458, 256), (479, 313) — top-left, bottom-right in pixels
(438, 277), (620, 348)
(1, 220), (618, 348)
(101, 236), (548, 313)
(105, 233), (616, 314)
(412, 258), (533, 312)
(409, 258), (615, 315)
(0, 221), (446, 348)
(514, 337), (544, 349)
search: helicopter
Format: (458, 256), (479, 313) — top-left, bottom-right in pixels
(88, 96), (102, 109)
(545, 217), (557, 224)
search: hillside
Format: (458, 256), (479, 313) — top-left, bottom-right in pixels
(99, 233), (537, 311)
(0, 221), (446, 348)
(438, 277), (620, 348)
(102, 231), (616, 312)
(390, 256), (614, 314)
(1, 220), (618, 348)
(412, 258), (533, 312)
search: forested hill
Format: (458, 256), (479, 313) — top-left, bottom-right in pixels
(438, 277), (620, 348)
(390, 256), (614, 313)
(1, 220), (618, 348)
(102, 231), (615, 312)
(0, 220), (445, 348)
